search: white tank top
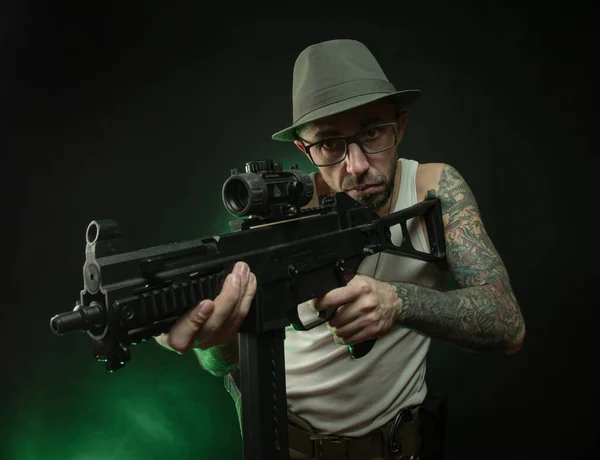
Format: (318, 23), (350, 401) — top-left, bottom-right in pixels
(284, 158), (448, 436)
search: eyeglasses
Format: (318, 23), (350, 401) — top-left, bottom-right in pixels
(299, 122), (398, 167)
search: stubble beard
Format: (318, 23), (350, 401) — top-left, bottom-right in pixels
(350, 159), (397, 211)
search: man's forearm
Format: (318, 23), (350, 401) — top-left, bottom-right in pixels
(194, 336), (240, 377)
(393, 282), (524, 353)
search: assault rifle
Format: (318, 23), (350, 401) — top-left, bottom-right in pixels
(49, 159), (447, 460)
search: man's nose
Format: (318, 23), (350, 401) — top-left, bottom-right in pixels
(345, 142), (370, 176)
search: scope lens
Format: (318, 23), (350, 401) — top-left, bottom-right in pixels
(223, 178), (250, 215)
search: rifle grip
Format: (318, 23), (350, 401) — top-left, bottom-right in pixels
(348, 338), (376, 359)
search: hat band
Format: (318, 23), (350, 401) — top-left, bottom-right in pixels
(293, 78), (396, 123)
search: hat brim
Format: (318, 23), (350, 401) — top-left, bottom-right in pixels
(271, 89), (422, 142)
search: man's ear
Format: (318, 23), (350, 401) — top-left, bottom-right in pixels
(294, 140), (313, 163)
(294, 140), (306, 153)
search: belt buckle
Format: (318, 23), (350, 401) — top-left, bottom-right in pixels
(310, 435), (348, 459)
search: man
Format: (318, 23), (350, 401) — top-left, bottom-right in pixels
(156, 39), (526, 459)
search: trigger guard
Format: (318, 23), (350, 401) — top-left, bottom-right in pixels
(291, 305), (339, 331)
(318, 306), (336, 321)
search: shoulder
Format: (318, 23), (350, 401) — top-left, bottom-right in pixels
(415, 162), (470, 202)
(416, 162), (482, 226)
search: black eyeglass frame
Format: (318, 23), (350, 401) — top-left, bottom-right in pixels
(297, 121), (399, 167)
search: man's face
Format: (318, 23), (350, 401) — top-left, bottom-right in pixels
(295, 99), (407, 211)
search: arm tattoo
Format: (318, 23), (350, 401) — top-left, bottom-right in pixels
(395, 165), (524, 352)
(194, 338), (240, 377)
(394, 282), (513, 352)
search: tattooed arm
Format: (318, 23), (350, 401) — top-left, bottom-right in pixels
(393, 163), (525, 354)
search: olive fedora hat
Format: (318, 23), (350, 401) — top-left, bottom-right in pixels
(271, 39), (422, 142)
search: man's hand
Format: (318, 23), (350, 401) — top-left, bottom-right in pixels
(309, 274), (401, 345)
(155, 261), (257, 354)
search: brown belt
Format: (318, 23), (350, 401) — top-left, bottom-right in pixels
(287, 406), (422, 460)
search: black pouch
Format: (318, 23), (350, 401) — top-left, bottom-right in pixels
(418, 391), (448, 460)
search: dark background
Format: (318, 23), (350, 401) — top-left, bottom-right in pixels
(2, 2), (598, 459)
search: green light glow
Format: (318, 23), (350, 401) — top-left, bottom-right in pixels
(7, 153), (316, 460)
(7, 344), (242, 460)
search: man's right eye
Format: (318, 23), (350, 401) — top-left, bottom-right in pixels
(321, 139), (344, 151)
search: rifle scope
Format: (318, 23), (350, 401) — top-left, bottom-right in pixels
(222, 159), (314, 217)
